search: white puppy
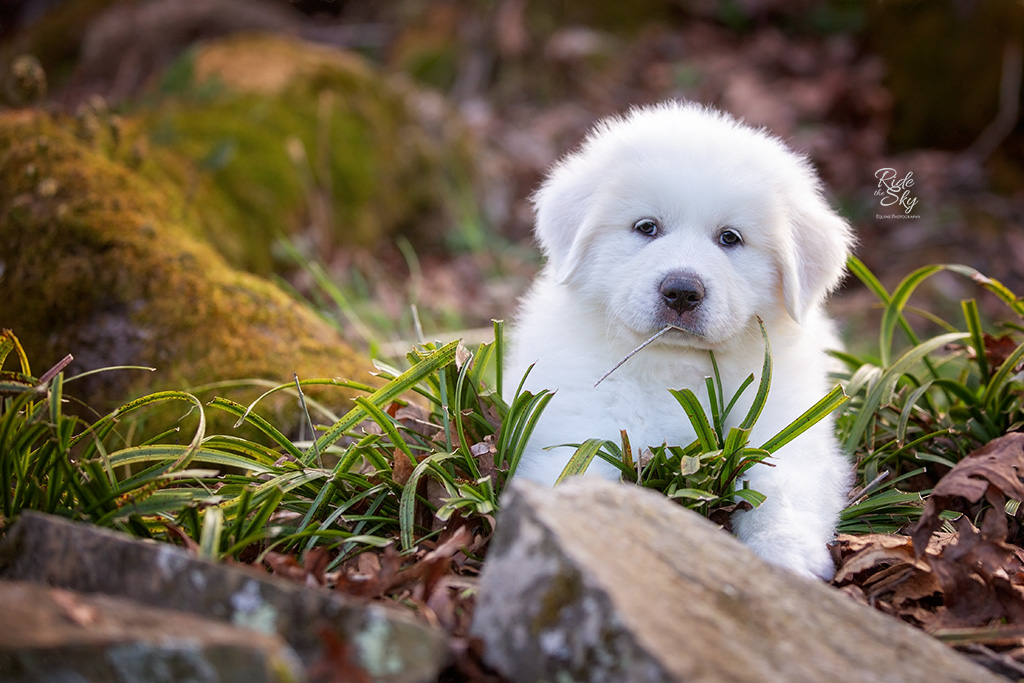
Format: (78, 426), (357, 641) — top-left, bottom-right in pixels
(507, 102), (854, 580)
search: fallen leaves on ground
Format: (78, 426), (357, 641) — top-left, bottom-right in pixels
(834, 432), (1024, 678)
(263, 515), (504, 681)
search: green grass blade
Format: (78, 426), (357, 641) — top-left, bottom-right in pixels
(353, 396), (415, 464)
(199, 435), (281, 466)
(761, 385), (848, 453)
(470, 336), (496, 392)
(961, 298), (989, 382)
(669, 488), (717, 502)
(47, 371), (65, 426)
(847, 255), (891, 304)
(879, 264), (943, 366)
(722, 374), (754, 424)
(199, 507), (224, 560)
(207, 397), (305, 461)
(437, 365), (454, 453)
(64, 365), (155, 385)
(497, 386), (554, 476)
(0, 330), (15, 370)
(308, 340), (460, 461)
(555, 438), (607, 484)
(493, 319), (504, 399)
(705, 375), (723, 443)
(844, 363), (883, 404)
(722, 426), (751, 458)
(738, 319), (772, 431)
(236, 485), (287, 548)
(982, 337), (1024, 412)
(70, 391), (204, 449)
(896, 381), (934, 446)
(733, 487), (767, 508)
(848, 257), (936, 375)
(945, 264), (1024, 317)
(0, 329), (31, 375)
(669, 388), (717, 452)
(842, 332), (968, 453)
(399, 451), (458, 551)
(451, 355), (480, 478)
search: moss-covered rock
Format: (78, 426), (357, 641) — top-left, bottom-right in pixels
(135, 33), (482, 273)
(0, 108), (370, 422)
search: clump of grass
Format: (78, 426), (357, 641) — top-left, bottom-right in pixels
(554, 319), (848, 518)
(0, 323), (553, 567)
(4, 259), (1021, 565)
(0, 315), (843, 562)
(835, 258), (1024, 533)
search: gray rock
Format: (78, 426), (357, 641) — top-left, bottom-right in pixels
(0, 512), (447, 683)
(0, 580), (305, 683)
(472, 479), (1001, 683)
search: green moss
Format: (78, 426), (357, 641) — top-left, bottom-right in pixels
(131, 34), (482, 274)
(0, 109), (370, 423)
(532, 567), (584, 632)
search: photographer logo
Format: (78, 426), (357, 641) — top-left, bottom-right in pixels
(874, 167), (920, 219)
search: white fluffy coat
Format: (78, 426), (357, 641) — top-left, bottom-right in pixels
(506, 102), (854, 580)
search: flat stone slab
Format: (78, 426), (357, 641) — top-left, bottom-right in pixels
(0, 512), (446, 682)
(472, 479), (1002, 683)
(0, 580), (304, 683)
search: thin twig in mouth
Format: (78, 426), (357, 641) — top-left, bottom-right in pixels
(594, 325), (682, 387)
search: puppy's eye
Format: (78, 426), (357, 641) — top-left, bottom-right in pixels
(718, 229), (743, 247)
(634, 218), (659, 237)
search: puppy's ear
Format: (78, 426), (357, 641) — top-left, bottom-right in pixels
(780, 194), (854, 324)
(531, 156), (596, 284)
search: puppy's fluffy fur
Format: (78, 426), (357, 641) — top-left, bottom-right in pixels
(507, 102), (854, 579)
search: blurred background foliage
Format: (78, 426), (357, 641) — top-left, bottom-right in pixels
(1, 0), (1022, 391)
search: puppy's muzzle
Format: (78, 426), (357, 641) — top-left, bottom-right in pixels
(659, 273), (705, 313)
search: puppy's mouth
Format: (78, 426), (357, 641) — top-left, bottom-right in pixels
(594, 323), (705, 387)
(660, 322), (704, 340)
(653, 313), (705, 339)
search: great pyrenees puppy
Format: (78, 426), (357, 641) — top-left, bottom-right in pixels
(507, 102), (854, 580)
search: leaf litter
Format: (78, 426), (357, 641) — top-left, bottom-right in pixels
(263, 508), (501, 680)
(833, 432), (1024, 677)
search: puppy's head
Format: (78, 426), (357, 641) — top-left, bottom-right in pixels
(532, 102), (853, 344)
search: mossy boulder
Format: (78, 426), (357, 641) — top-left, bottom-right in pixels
(0, 108), (371, 423)
(135, 33), (482, 273)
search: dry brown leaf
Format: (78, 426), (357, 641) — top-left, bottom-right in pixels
(392, 447), (416, 486)
(899, 435), (1024, 632)
(833, 534), (922, 584)
(924, 517), (1024, 629)
(393, 402), (439, 437)
(304, 546), (331, 587)
(471, 436), (498, 480)
(912, 432), (1024, 555)
(984, 333), (1024, 372)
(263, 551), (307, 582)
(886, 569), (943, 607)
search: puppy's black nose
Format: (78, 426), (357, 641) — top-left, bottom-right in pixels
(660, 275), (704, 313)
